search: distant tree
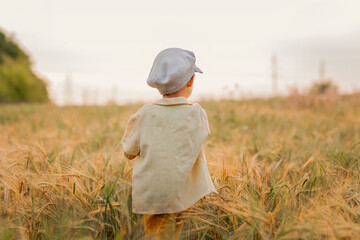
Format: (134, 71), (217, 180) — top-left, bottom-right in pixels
(309, 80), (338, 95)
(307, 79), (339, 105)
(0, 31), (27, 63)
(0, 29), (49, 103)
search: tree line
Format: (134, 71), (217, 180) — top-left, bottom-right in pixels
(0, 29), (48, 103)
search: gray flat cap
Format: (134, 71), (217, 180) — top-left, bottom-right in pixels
(147, 48), (203, 95)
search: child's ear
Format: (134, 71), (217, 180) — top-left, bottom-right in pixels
(187, 74), (195, 87)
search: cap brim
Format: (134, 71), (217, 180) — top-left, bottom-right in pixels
(194, 66), (203, 74)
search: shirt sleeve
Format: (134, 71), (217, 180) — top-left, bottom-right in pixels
(198, 104), (211, 135)
(121, 112), (140, 156)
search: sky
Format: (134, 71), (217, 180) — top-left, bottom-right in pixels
(1, 0), (359, 105)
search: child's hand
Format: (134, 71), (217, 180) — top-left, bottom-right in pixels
(124, 151), (137, 160)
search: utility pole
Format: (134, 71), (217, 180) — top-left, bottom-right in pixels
(64, 73), (73, 105)
(271, 55), (278, 95)
(93, 88), (98, 105)
(82, 87), (89, 106)
(319, 60), (326, 81)
(111, 83), (118, 104)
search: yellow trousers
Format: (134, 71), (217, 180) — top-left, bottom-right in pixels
(144, 207), (192, 240)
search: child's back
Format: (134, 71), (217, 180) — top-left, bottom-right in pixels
(122, 96), (217, 214)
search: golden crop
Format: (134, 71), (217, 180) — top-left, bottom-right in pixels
(0, 94), (359, 239)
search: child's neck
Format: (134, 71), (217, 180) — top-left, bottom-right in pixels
(163, 94), (186, 99)
(162, 90), (188, 99)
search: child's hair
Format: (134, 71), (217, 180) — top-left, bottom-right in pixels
(162, 74), (195, 97)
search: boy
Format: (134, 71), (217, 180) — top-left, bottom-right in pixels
(121, 48), (218, 239)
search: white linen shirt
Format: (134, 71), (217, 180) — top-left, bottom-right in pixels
(121, 96), (218, 214)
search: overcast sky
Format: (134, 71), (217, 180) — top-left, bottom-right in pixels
(1, 0), (359, 104)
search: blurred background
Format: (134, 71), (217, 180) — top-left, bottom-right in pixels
(0, 0), (359, 105)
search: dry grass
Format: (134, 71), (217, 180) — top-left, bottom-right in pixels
(0, 94), (359, 239)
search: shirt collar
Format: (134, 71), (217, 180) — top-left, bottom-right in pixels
(153, 96), (191, 106)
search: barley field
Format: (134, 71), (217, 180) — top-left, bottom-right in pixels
(0, 94), (359, 239)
